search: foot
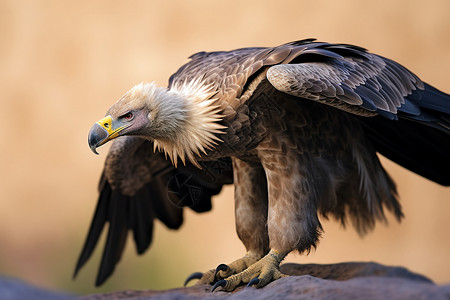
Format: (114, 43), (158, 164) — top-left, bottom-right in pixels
(212, 249), (288, 292)
(184, 251), (262, 286)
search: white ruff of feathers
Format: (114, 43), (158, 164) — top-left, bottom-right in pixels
(147, 79), (226, 168)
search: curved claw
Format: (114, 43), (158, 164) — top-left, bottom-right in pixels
(214, 263), (230, 277)
(211, 279), (226, 292)
(246, 277), (260, 288)
(184, 272), (203, 286)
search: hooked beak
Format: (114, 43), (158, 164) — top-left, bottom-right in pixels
(88, 115), (126, 154)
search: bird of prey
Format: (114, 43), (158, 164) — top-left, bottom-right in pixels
(75, 39), (450, 291)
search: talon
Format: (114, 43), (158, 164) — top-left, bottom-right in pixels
(184, 272), (203, 286)
(211, 279), (226, 292)
(214, 263), (229, 277)
(246, 277), (260, 288)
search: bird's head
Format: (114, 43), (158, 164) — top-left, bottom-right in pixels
(88, 82), (226, 167)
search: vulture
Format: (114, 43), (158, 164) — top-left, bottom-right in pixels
(75, 39), (450, 291)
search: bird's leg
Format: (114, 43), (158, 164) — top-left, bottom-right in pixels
(211, 140), (323, 292)
(210, 139), (325, 291)
(185, 158), (270, 286)
(215, 158), (270, 278)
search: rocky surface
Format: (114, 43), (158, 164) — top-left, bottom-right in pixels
(0, 277), (74, 300)
(82, 262), (450, 300)
(2, 262), (450, 299)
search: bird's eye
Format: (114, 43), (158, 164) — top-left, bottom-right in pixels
(122, 112), (134, 120)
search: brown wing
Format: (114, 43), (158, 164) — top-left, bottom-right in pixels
(266, 57), (423, 118)
(261, 43), (450, 185)
(168, 39), (335, 113)
(168, 39), (437, 120)
(169, 39), (450, 184)
(168, 39), (446, 120)
(74, 136), (233, 286)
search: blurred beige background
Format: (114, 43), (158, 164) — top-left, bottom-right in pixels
(0, 0), (449, 296)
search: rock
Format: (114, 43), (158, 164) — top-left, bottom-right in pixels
(1, 262), (449, 300)
(0, 277), (74, 300)
(279, 262), (433, 282)
(82, 262), (450, 300)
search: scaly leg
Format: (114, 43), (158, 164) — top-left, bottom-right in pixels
(210, 141), (323, 291)
(212, 249), (288, 291)
(185, 251), (262, 286)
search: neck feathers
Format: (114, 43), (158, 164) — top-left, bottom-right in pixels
(138, 81), (226, 167)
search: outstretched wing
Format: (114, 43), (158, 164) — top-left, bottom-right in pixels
(170, 39), (450, 185)
(74, 136), (233, 286)
(263, 45), (450, 185)
(266, 47), (450, 124)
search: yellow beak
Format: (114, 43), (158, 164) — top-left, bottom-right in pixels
(88, 115), (126, 154)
